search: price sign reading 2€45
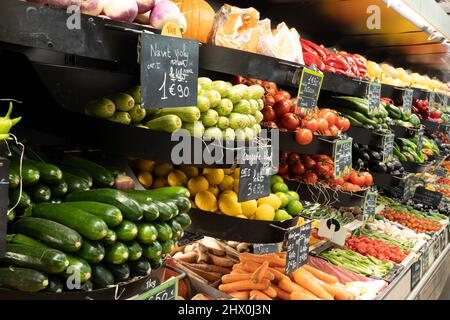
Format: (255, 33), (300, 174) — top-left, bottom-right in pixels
(297, 68), (324, 109)
(285, 223), (311, 275)
(140, 33), (199, 109)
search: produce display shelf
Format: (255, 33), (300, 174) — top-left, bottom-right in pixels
(276, 129), (337, 155)
(389, 125), (417, 139)
(421, 120), (449, 133)
(371, 172), (404, 189)
(345, 126), (386, 147)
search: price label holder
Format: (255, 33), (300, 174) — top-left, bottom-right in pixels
(296, 67), (324, 109)
(410, 257), (421, 290)
(429, 90), (435, 108)
(433, 238), (440, 260)
(433, 166), (448, 178)
(0, 158), (10, 258)
(333, 138), (353, 179)
(135, 276), (179, 300)
(140, 33), (198, 109)
(367, 81), (381, 115)
(412, 186), (443, 209)
(421, 246), (429, 274)
(285, 222), (311, 275)
(318, 218), (348, 246)
(416, 127), (424, 153)
(382, 133), (395, 162)
(439, 232), (445, 252)
(363, 189), (378, 222)
(237, 146), (272, 202)
(177, 231), (204, 247)
(442, 94), (448, 109)
(253, 243), (280, 255)
(402, 88), (413, 115)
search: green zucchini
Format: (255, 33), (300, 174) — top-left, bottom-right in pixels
(334, 107), (378, 126)
(142, 241), (162, 260)
(10, 161), (40, 186)
(92, 265), (114, 289)
(145, 115), (182, 133)
(136, 223), (158, 244)
(9, 168), (20, 189)
(330, 96), (370, 115)
(168, 219), (184, 240)
(154, 223), (173, 242)
(50, 180), (68, 198)
(172, 197), (191, 214)
(0, 267), (48, 292)
(133, 186), (190, 200)
(114, 220), (138, 242)
(63, 172), (90, 193)
(14, 217), (83, 252)
(149, 257), (163, 269)
(102, 229), (117, 245)
(59, 165), (93, 187)
(65, 189), (143, 221)
(124, 191), (159, 222)
(64, 201), (123, 227)
(25, 160), (62, 184)
(28, 184), (52, 203)
(9, 233), (46, 248)
(46, 275), (64, 293)
(174, 213), (191, 229)
(104, 242), (129, 265)
(343, 114), (363, 127)
(32, 203), (108, 241)
(129, 259), (152, 276)
(62, 255), (92, 283)
(77, 239), (105, 264)
(107, 263), (130, 282)
(61, 155), (114, 188)
(154, 107), (201, 122)
(2, 243), (69, 274)
(126, 241), (143, 261)
(154, 201), (174, 222)
(9, 189), (31, 208)
(161, 240), (175, 255)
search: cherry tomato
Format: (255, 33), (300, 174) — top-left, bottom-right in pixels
(328, 125), (340, 136)
(302, 118), (318, 133)
(295, 128), (313, 145)
(315, 161), (332, 178)
(288, 152), (301, 163)
(273, 100), (292, 118)
(303, 171), (318, 184)
(321, 111), (337, 127)
(280, 112), (300, 131)
(317, 118), (329, 132)
(302, 155), (316, 170)
(261, 106), (276, 121)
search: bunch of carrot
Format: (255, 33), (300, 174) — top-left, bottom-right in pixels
(218, 252), (356, 300)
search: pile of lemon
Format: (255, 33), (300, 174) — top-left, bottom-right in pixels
(131, 159), (303, 221)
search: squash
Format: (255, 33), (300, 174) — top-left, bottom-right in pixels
(174, 0), (215, 43)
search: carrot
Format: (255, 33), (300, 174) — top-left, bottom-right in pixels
(249, 290), (272, 300)
(291, 291), (321, 300)
(292, 269), (333, 300)
(239, 253), (285, 267)
(240, 262), (275, 279)
(262, 285), (277, 298)
(302, 265), (338, 285)
(219, 279), (270, 293)
(228, 291), (250, 300)
(279, 278), (313, 295)
(252, 261), (269, 283)
(269, 267), (290, 283)
(272, 285), (292, 300)
(319, 282), (355, 300)
(273, 267), (286, 273)
(221, 273), (273, 284)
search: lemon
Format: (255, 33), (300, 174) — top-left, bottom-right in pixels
(203, 168), (225, 185)
(135, 159), (155, 172)
(179, 165), (199, 178)
(254, 204), (275, 221)
(195, 190), (218, 212)
(223, 169), (233, 175)
(240, 200), (257, 218)
(154, 163), (173, 177)
(221, 190), (238, 202)
(153, 177), (168, 188)
(219, 175), (234, 192)
(233, 178), (240, 193)
(208, 185), (220, 198)
(138, 171), (153, 188)
(257, 193), (282, 210)
(274, 209), (293, 221)
(167, 170), (188, 186)
(233, 169), (240, 179)
(275, 192), (289, 208)
(218, 191), (242, 216)
(187, 176), (209, 196)
(236, 215), (248, 219)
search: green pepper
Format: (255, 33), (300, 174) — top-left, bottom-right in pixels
(0, 102), (21, 140)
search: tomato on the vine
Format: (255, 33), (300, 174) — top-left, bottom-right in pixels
(349, 172), (366, 186)
(278, 163), (289, 175)
(303, 171), (318, 184)
(302, 118), (318, 133)
(295, 128), (313, 145)
(360, 172), (373, 186)
(302, 155), (316, 170)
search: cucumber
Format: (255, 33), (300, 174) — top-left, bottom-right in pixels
(129, 259), (152, 276)
(14, 217), (83, 252)
(92, 265), (114, 289)
(154, 201), (174, 222)
(50, 180), (68, 198)
(9, 233), (47, 248)
(63, 172), (90, 193)
(32, 203), (108, 241)
(104, 243), (129, 264)
(61, 155), (114, 188)
(28, 184), (52, 203)
(175, 213), (192, 229)
(77, 239), (105, 264)
(60, 166), (93, 187)
(126, 241), (143, 261)
(9, 189), (31, 208)
(2, 243), (69, 274)
(26, 160), (62, 184)
(154, 223), (173, 242)
(154, 107), (201, 122)
(65, 189), (143, 221)
(136, 223), (158, 244)
(124, 191), (159, 222)
(64, 201), (123, 227)
(7, 208), (15, 222)
(168, 219), (184, 240)
(149, 257), (163, 269)
(173, 197), (191, 214)
(114, 220), (138, 242)
(0, 267), (48, 292)
(64, 279), (93, 292)
(103, 229), (117, 245)
(62, 255), (92, 283)
(46, 275), (64, 293)
(165, 201), (179, 219)
(9, 168), (20, 189)
(107, 263), (130, 282)
(10, 161), (40, 186)
(133, 187), (190, 200)
(145, 115), (182, 133)
(142, 241), (162, 260)
(85, 98), (116, 119)
(109, 112), (131, 125)
(161, 240), (175, 255)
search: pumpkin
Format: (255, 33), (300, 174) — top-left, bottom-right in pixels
(174, 0), (216, 43)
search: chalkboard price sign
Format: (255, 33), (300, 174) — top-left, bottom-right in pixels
(135, 277), (178, 300)
(297, 68), (324, 109)
(333, 138), (353, 179)
(382, 133), (395, 162)
(0, 157), (10, 258)
(413, 186), (442, 208)
(402, 88), (413, 114)
(253, 243), (280, 255)
(238, 146), (272, 202)
(433, 166), (448, 178)
(367, 82), (381, 115)
(140, 33), (198, 109)
(410, 259), (421, 290)
(285, 223), (311, 275)
(416, 128), (424, 153)
(363, 190), (378, 222)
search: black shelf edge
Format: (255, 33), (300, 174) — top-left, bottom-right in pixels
(275, 129), (337, 155)
(421, 119), (449, 133)
(390, 125), (417, 138)
(400, 161), (431, 173)
(371, 172), (404, 188)
(346, 126), (386, 147)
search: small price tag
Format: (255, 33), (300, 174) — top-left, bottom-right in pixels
(363, 190), (378, 222)
(253, 243), (280, 255)
(318, 218), (348, 246)
(237, 146), (272, 202)
(433, 166), (448, 178)
(333, 138), (353, 179)
(140, 33), (198, 109)
(413, 186), (443, 208)
(442, 94), (448, 109)
(433, 239), (440, 259)
(410, 258), (421, 290)
(135, 277), (178, 300)
(296, 68), (324, 109)
(417, 128), (424, 152)
(285, 223), (311, 275)
(177, 231), (203, 247)
(367, 82), (381, 115)
(161, 22), (183, 38)
(429, 91), (435, 108)
(421, 247), (429, 273)
(402, 88), (413, 114)
(382, 133), (395, 162)
(0, 157), (10, 258)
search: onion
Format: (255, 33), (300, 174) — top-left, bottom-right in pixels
(149, 0), (187, 32)
(103, 0), (138, 23)
(135, 11), (151, 25)
(80, 0), (105, 16)
(135, 0), (155, 14)
(48, 0), (81, 9)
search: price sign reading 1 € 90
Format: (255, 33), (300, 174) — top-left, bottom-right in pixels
(297, 68), (324, 109)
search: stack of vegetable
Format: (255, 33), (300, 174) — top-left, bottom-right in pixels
(381, 98), (421, 128)
(394, 137), (426, 164)
(352, 143), (404, 175)
(366, 219), (430, 243)
(345, 236), (408, 264)
(412, 99), (448, 123)
(380, 207), (442, 234)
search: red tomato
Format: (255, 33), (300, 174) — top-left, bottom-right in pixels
(234, 76), (245, 84)
(303, 171), (318, 184)
(302, 118), (318, 133)
(317, 118), (329, 132)
(290, 98), (298, 106)
(333, 178), (345, 185)
(321, 111), (337, 127)
(264, 94), (275, 107)
(349, 172), (366, 186)
(288, 152), (301, 163)
(343, 174), (352, 182)
(339, 118), (350, 132)
(262, 121), (278, 128)
(302, 155), (316, 170)
(278, 162), (289, 175)
(274, 90), (291, 102)
(261, 106), (276, 121)
(322, 129), (332, 136)
(290, 162), (305, 176)
(262, 81), (277, 96)
(315, 161), (332, 178)
(280, 151), (289, 161)
(280, 113), (300, 131)
(295, 128), (313, 145)
(360, 172), (373, 186)
(273, 100), (292, 118)
(328, 125), (340, 136)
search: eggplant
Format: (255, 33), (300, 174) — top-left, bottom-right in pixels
(393, 160), (402, 170)
(369, 160), (387, 173)
(359, 151), (371, 162)
(391, 170), (401, 175)
(367, 150), (381, 161)
(386, 162), (396, 173)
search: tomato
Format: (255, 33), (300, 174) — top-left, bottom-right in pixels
(322, 129), (332, 136)
(295, 128), (313, 145)
(263, 94), (275, 107)
(333, 178), (345, 185)
(290, 98), (298, 106)
(360, 172), (373, 186)
(315, 161), (332, 178)
(321, 111), (337, 127)
(262, 121), (278, 128)
(261, 106), (276, 121)
(302, 118), (318, 133)
(328, 125), (340, 136)
(234, 75), (245, 84)
(349, 172), (366, 186)
(280, 151), (289, 161)
(277, 162), (289, 175)
(343, 173), (352, 182)
(280, 112), (300, 131)
(302, 156), (316, 170)
(317, 118), (329, 132)
(274, 90), (291, 102)
(290, 162), (305, 176)
(339, 118), (350, 132)
(273, 100), (292, 118)
(262, 81), (277, 96)
(303, 171), (318, 184)
(288, 152), (301, 163)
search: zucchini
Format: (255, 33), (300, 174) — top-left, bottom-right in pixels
(104, 242), (129, 265)
(46, 275), (64, 293)
(149, 257), (163, 269)
(59, 165), (93, 187)
(343, 114), (363, 127)
(334, 107), (378, 126)
(126, 241), (143, 261)
(64, 201), (123, 227)
(9, 233), (46, 248)
(103, 229), (117, 245)
(136, 223), (158, 244)
(7, 208), (15, 222)
(161, 240), (175, 255)
(65, 189), (143, 221)
(64, 279), (93, 292)
(50, 179), (68, 198)
(174, 213), (192, 229)
(32, 203), (108, 241)
(50, 198), (62, 204)
(92, 265), (115, 289)
(2, 243), (69, 274)
(145, 115), (182, 133)
(107, 263), (130, 282)
(61, 155), (114, 188)
(165, 201), (179, 219)
(124, 191), (159, 222)
(9, 168), (20, 189)
(77, 239), (105, 264)
(25, 160), (62, 184)
(330, 96), (370, 115)
(129, 259), (152, 276)
(154, 222), (173, 242)
(10, 161), (40, 186)
(168, 219), (184, 240)
(9, 189), (31, 208)
(154, 107), (201, 122)
(142, 241), (162, 260)
(154, 201), (174, 222)
(114, 220), (138, 242)
(28, 184), (52, 203)
(63, 172), (90, 193)
(133, 186), (190, 200)
(62, 255), (92, 283)
(172, 197), (191, 214)
(0, 267), (48, 292)
(14, 217), (83, 252)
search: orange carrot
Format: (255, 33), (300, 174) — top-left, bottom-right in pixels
(262, 285), (277, 298)
(291, 291), (321, 300)
(269, 267), (290, 283)
(272, 285), (292, 300)
(219, 279), (270, 293)
(240, 262), (275, 279)
(278, 278), (313, 295)
(273, 266), (286, 273)
(228, 291), (250, 300)
(319, 282), (355, 300)
(292, 269), (333, 300)
(239, 253), (285, 267)
(221, 273), (273, 284)
(302, 265), (338, 285)
(252, 261), (269, 283)
(249, 290), (272, 300)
